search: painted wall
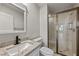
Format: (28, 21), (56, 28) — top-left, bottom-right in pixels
(24, 3), (40, 39)
(40, 4), (48, 47)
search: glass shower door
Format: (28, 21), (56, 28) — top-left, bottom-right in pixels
(58, 12), (69, 55)
(57, 10), (76, 56)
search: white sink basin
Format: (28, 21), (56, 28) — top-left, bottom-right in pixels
(21, 40), (34, 44)
(6, 46), (19, 56)
(19, 43), (32, 52)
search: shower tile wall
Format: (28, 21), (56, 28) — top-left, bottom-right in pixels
(48, 15), (57, 52)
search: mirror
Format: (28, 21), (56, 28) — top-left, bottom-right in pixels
(0, 3), (26, 34)
(0, 12), (13, 31)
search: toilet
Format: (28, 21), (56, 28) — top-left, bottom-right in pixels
(40, 47), (54, 56)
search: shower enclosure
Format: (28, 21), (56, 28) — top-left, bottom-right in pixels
(48, 7), (79, 56)
(57, 10), (76, 56)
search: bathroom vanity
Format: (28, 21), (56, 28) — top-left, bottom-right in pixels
(0, 37), (42, 56)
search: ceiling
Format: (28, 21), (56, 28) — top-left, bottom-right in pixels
(36, 3), (77, 13)
(48, 3), (76, 13)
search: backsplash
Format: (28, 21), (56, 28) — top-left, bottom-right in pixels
(0, 33), (27, 48)
(0, 31), (41, 48)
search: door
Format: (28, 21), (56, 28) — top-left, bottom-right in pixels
(57, 10), (76, 56)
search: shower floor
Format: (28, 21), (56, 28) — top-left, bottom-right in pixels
(49, 42), (56, 50)
(49, 42), (62, 56)
(54, 53), (62, 56)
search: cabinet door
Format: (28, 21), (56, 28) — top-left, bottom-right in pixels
(57, 10), (76, 56)
(27, 47), (40, 56)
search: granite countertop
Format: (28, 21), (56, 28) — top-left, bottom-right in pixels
(0, 37), (42, 56)
(22, 41), (42, 56)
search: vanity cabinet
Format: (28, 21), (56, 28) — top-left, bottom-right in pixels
(0, 3), (27, 34)
(27, 46), (41, 56)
